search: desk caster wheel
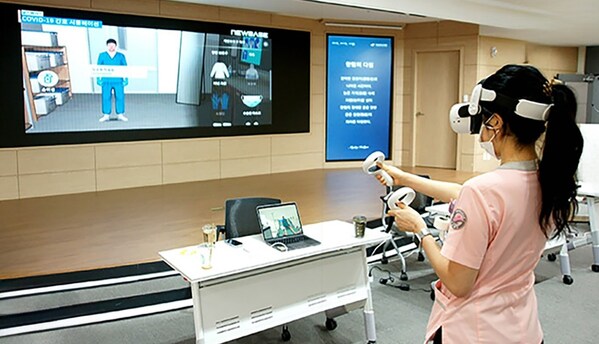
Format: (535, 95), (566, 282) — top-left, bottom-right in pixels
(381, 256), (389, 264)
(325, 318), (337, 331)
(281, 329), (291, 341)
(547, 253), (556, 262)
(417, 252), (425, 261)
(400, 271), (408, 281)
(367, 341), (376, 344)
(562, 275), (574, 285)
(592, 264), (599, 273)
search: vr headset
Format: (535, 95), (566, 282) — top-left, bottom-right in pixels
(449, 83), (553, 135)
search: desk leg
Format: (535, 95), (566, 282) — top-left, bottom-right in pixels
(190, 282), (205, 344)
(588, 197), (599, 272)
(362, 247), (377, 343)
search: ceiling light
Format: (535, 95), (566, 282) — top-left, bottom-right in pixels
(322, 22), (404, 30)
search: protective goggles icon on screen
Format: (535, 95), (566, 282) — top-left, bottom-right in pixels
(448, 84), (553, 135)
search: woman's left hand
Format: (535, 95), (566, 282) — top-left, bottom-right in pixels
(387, 203), (427, 234)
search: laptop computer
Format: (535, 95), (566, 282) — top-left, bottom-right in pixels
(256, 202), (321, 251)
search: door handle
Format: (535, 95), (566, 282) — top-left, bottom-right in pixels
(415, 111), (424, 117)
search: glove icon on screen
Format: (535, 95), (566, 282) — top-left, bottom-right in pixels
(123, 78), (129, 87)
(96, 78), (103, 86)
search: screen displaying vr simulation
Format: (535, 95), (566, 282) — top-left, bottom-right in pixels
(326, 35), (393, 161)
(0, 4), (310, 147)
(258, 203), (303, 240)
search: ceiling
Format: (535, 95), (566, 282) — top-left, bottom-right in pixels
(176, 0), (599, 46)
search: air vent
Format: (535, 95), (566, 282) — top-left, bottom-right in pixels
(336, 287), (357, 299)
(250, 307), (273, 324)
(307, 294), (327, 307)
(215, 316), (240, 334)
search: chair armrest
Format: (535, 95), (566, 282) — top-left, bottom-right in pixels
(216, 225), (226, 240)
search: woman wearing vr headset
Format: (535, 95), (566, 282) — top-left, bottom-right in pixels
(377, 64), (583, 344)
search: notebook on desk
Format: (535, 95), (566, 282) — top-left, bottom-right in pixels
(256, 202), (321, 251)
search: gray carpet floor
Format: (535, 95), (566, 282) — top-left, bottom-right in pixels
(27, 91), (273, 133)
(2, 241), (597, 344)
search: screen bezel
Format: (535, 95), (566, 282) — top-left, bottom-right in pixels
(324, 33), (394, 162)
(0, 3), (310, 148)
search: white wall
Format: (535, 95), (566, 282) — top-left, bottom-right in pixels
(157, 30), (181, 94)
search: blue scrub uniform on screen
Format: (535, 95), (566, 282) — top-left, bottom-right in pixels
(97, 52), (127, 115)
(277, 217), (297, 237)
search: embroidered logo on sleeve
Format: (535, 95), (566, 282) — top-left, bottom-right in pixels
(448, 199), (456, 214)
(450, 209), (467, 230)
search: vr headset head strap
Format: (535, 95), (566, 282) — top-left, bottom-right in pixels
(449, 84), (552, 135)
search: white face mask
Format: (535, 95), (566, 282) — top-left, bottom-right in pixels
(479, 137), (497, 159)
(479, 116), (498, 159)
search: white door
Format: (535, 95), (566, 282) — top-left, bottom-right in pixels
(414, 51), (459, 168)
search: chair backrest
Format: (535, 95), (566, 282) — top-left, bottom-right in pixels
(393, 175), (433, 214)
(224, 197), (282, 238)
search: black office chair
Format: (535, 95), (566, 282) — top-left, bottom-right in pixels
(405, 183), (437, 261)
(216, 197), (281, 241)
(378, 175), (435, 280)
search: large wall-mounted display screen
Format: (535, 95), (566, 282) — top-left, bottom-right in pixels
(326, 35), (393, 161)
(0, 4), (310, 147)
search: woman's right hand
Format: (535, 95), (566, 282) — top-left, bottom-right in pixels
(375, 162), (406, 186)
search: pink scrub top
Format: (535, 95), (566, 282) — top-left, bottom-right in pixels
(426, 163), (547, 343)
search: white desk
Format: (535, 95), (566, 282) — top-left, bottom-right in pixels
(541, 182), (599, 283)
(159, 220), (390, 344)
(577, 124), (599, 272)
(578, 182), (599, 272)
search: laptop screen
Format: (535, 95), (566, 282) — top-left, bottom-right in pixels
(257, 202), (304, 241)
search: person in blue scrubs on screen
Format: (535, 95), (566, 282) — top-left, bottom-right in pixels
(97, 38), (128, 122)
(277, 216), (300, 237)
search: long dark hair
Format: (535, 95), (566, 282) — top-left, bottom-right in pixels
(481, 65), (583, 237)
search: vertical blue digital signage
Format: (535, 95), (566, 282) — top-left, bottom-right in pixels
(326, 35), (393, 161)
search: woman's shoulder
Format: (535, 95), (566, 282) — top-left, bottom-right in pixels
(464, 168), (534, 194)
(465, 169), (499, 184)
(463, 169), (510, 192)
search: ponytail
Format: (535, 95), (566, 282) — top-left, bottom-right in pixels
(538, 83), (584, 237)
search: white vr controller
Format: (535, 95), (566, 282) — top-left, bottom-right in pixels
(362, 151), (416, 210)
(362, 151), (393, 187)
(383, 187), (416, 210)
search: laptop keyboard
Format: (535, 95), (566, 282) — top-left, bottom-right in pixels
(280, 236), (304, 245)
(271, 235), (320, 250)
